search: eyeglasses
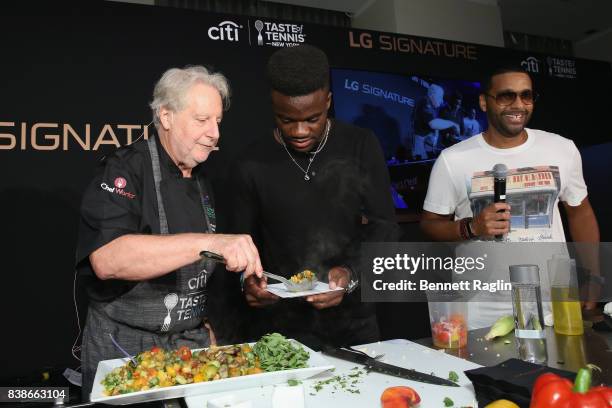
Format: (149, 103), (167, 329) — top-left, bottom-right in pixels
(485, 90), (538, 106)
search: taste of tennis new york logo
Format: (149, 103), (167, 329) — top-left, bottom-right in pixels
(252, 19), (306, 47)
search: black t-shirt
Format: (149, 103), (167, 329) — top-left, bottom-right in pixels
(75, 135), (213, 301)
(230, 120), (399, 346)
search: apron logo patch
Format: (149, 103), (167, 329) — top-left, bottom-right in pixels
(175, 270), (209, 322)
(189, 269), (209, 290)
(161, 293), (179, 332)
(176, 291), (207, 322)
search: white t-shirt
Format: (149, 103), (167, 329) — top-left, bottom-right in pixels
(423, 128), (588, 328)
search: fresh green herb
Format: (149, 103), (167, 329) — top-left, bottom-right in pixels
(311, 367), (365, 394)
(253, 333), (309, 371)
(287, 379), (301, 386)
(444, 397), (454, 406)
(448, 371), (459, 383)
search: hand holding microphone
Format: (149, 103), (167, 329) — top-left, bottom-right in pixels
(471, 164), (511, 240)
(493, 163), (508, 240)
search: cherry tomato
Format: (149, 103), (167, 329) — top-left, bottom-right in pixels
(178, 346), (192, 361)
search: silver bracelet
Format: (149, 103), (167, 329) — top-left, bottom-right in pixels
(341, 265), (359, 294)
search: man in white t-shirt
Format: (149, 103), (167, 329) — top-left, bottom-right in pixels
(420, 66), (600, 328)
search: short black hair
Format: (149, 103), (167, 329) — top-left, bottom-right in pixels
(481, 65), (534, 94)
(451, 90), (463, 102)
(266, 44), (329, 96)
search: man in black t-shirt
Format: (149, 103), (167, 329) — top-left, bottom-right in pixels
(230, 45), (399, 348)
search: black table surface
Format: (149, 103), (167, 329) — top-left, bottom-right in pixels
(415, 326), (612, 385)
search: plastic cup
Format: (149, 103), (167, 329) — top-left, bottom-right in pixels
(428, 301), (468, 348)
(555, 333), (587, 369)
(549, 256), (583, 335)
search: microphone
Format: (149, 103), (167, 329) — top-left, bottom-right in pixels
(493, 163), (508, 240)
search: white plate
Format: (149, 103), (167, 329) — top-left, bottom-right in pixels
(90, 341), (334, 406)
(266, 282), (344, 298)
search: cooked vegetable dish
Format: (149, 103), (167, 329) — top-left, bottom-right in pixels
(102, 344), (261, 395)
(290, 270), (315, 284)
(101, 333), (309, 396)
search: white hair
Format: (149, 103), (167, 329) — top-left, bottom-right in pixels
(427, 84), (444, 107)
(427, 84), (444, 99)
(150, 65), (231, 128)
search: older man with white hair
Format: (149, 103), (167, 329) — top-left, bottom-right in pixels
(412, 83), (461, 160)
(75, 66), (263, 398)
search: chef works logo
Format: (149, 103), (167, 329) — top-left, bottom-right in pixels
(521, 56), (540, 74)
(208, 21), (242, 42)
(114, 177), (127, 189)
(253, 19), (306, 47)
(101, 177), (136, 199)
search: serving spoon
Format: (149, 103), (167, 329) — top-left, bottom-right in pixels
(199, 251), (317, 292)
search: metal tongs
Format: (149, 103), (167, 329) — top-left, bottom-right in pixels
(200, 251), (317, 292)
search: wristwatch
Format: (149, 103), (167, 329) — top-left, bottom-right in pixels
(342, 265), (359, 294)
(346, 279), (359, 294)
(459, 217), (476, 240)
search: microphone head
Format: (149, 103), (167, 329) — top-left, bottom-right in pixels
(493, 163), (508, 179)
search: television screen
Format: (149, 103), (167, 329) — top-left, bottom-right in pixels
(330, 68), (487, 212)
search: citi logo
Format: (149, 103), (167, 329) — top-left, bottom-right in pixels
(521, 56), (540, 73)
(208, 21), (241, 42)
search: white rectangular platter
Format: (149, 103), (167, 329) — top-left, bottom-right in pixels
(90, 341), (334, 406)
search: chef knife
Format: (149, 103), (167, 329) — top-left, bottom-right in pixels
(322, 347), (460, 387)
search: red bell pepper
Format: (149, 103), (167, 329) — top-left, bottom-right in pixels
(530, 365), (612, 407)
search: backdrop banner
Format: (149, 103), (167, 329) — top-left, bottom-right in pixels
(1, 1), (611, 378)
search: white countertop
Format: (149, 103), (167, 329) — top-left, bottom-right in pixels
(184, 339), (482, 408)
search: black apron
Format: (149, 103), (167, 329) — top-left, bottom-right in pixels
(81, 136), (215, 399)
